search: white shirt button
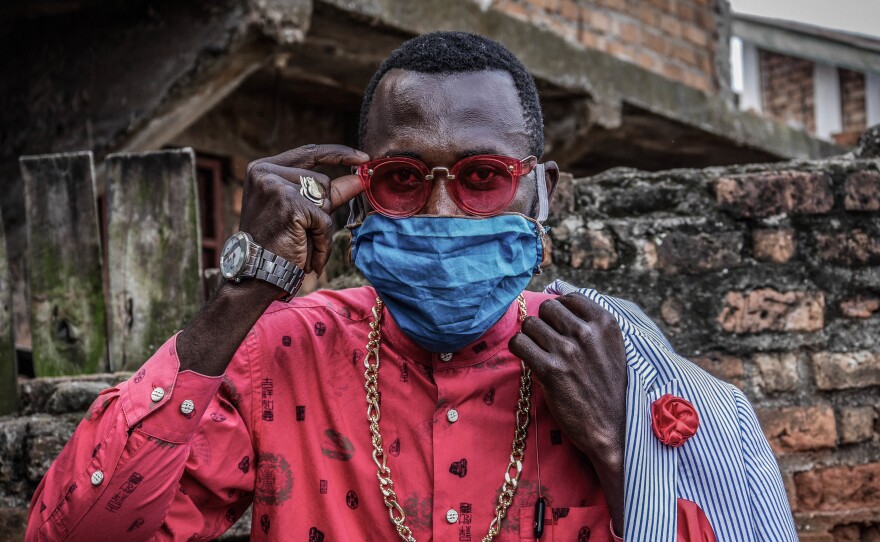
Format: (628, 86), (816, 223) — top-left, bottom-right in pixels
(180, 399), (195, 415)
(90, 470), (104, 486)
(445, 508), (459, 524)
(150, 387), (165, 402)
(439, 352), (453, 362)
(446, 408), (459, 423)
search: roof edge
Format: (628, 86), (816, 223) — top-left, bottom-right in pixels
(319, 0), (841, 160)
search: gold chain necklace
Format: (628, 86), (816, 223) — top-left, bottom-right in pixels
(363, 295), (532, 542)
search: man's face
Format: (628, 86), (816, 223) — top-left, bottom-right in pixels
(362, 69), (555, 217)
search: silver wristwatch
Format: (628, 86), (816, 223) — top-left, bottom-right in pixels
(220, 232), (305, 296)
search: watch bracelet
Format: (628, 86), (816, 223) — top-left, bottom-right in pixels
(254, 248), (305, 295)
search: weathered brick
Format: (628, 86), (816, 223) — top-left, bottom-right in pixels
(589, 11), (611, 33)
(659, 14), (681, 37)
(829, 524), (880, 542)
(643, 28), (668, 54)
(548, 172), (575, 217)
(569, 230), (618, 270)
(0, 508), (28, 542)
(754, 352), (799, 392)
(714, 171), (834, 218)
(760, 51), (817, 133)
(840, 296), (880, 318)
(718, 289), (825, 333)
(682, 25), (709, 47)
(691, 352), (744, 389)
(656, 231), (742, 274)
(559, 0), (579, 19)
(795, 462), (880, 511)
(675, 1), (697, 23)
(662, 62), (684, 81)
(660, 297), (684, 326)
(782, 471), (798, 512)
(619, 21), (640, 44)
(637, 4), (660, 26)
(839, 406), (876, 444)
(834, 527), (860, 542)
(757, 404), (837, 454)
(815, 229), (880, 265)
(635, 239), (658, 270)
(843, 171), (880, 211)
(753, 228), (796, 263)
(812, 351), (880, 390)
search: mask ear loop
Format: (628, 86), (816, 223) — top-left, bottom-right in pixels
(347, 194), (368, 228)
(346, 195), (369, 264)
(534, 163), (549, 223)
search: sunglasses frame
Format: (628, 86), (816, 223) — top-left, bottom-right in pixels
(354, 154), (538, 218)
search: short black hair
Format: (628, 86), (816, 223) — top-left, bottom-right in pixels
(358, 31), (544, 158)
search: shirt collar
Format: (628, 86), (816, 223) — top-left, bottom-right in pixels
(376, 290), (522, 370)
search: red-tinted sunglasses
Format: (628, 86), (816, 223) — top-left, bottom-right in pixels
(353, 154), (538, 217)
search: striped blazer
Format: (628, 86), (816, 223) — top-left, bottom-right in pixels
(544, 280), (798, 542)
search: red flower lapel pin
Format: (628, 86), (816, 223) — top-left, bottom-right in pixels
(651, 394), (699, 447)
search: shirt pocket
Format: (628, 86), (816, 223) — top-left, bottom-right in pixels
(518, 505), (613, 542)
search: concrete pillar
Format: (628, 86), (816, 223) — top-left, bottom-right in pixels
(740, 41), (763, 113)
(867, 72), (880, 127)
(814, 63), (842, 140)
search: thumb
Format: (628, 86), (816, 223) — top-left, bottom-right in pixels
(327, 174), (365, 213)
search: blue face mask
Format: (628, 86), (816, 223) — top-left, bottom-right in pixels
(350, 214), (544, 353)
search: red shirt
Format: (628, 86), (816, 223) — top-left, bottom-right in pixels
(27, 287), (714, 541)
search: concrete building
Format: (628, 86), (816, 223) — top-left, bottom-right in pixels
(1, 0), (842, 351)
(732, 13), (880, 144)
(1, 2), (879, 540)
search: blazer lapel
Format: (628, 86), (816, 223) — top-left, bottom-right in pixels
(624, 366), (680, 542)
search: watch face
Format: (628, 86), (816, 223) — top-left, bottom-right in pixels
(220, 233), (249, 279)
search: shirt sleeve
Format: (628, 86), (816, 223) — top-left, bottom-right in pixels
(25, 332), (258, 542)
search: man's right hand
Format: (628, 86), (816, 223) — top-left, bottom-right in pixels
(241, 144), (370, 277)
(177, 144), (370, 376)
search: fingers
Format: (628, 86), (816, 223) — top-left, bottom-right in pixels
(521, 315), (559, 353)
(540, 293), (616, 337)
(537, 298), (584, 338)
(241, 144), (371, 279)
(249, 163), (362, 213)
(557, 292), (613, 324)
(252, 144), (370, 173)
(248, 163), (330, 186)
(307, 210), (334, 275)
(509, 331), (553, 380)
(327, 174), (364, 213)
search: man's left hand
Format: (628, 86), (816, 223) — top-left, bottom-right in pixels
(509, 292), (627, 535)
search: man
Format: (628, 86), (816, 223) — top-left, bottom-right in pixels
(26, 32), (796, 541)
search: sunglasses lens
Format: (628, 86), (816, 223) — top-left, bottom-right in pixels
(452, 158), (516, 215)
(369, 161), (429, 216)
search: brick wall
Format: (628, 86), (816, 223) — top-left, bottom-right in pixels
(3, 144), (879, 539)
(490, 0), (723, 93)
(840, 68), (868, 135)
(539, 143), (880, 539)
(759, 49), (816, 133)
